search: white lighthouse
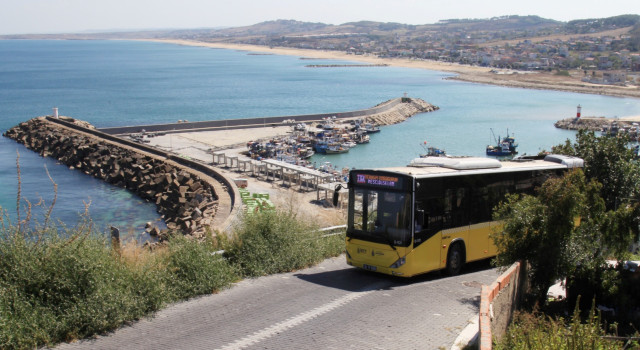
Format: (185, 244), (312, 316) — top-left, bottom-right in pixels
(53, 107), (59, 119)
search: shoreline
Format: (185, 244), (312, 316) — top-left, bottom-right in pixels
(148, 39), (640, 100)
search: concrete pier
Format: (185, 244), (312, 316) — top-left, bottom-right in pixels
(98, 97), (439, 136)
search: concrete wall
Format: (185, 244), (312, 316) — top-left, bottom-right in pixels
(478, 261), (529, 350)
(98, 98), (403, 135)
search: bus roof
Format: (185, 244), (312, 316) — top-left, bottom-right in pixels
(365, 155), (583, 179)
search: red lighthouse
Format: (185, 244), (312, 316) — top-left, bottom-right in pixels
(576, 104), (582, 119)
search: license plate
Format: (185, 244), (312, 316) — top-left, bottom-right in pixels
(362, 264), (377, 272)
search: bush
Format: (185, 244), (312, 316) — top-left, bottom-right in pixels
(0, 228), (164, 349)
(224, 210), (344, 277)
(567, 263), (640, 333)
(0, 224), (239, 349)
(495, 301), (627, 350)
(0, 199), (344, 349)
(162, 234), (239, 300)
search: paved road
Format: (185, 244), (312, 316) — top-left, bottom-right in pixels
(55, 257), (499, 350)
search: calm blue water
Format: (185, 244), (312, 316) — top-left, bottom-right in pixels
(2, 39), (640, 236)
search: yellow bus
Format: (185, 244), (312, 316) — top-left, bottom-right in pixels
(345, 154), (583, 277)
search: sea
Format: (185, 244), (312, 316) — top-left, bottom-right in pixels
(1, 39), (640, 240)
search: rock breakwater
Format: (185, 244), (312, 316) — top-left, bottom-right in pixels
(3, 117), (223, 240)
(365, 98), (439, 126)
(554, 116), (611, 131)
(554, 116), (640, 132)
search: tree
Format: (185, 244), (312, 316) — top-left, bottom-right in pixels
(552, 130), (640, 211)
(493, 160), (639, 306)
(492, 170), (605, 304)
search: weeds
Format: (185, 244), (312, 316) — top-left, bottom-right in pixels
(494, 299), (632, 350)
(163, 233), (240, 300)
(223, 209), (344, 277)
(0, 224), (243, 349)
(0, 156), (345, 349)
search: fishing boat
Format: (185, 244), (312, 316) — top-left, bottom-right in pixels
(486, 129), (518, 156)
(420, 147), (447, 157)
(418, 141), (447, 157)
(326, 144), (349, 154)
(363, 123), (381, 134)
(313, 140), (328, 154)
(298, 146), (315, 159)
(356, 133), (370, 144)
(342, 141), (357, 149)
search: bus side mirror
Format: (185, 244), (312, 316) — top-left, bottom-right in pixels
(416, 209), (426, 229)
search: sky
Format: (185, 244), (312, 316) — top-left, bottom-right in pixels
(0, 0), (638, 35)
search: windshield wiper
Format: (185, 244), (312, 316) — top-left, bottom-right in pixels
(385, 235), (397, 251)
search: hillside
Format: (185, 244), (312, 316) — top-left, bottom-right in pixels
(3, 15), (637, 48)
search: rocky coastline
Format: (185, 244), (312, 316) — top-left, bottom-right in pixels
(3, 117), (225, 241)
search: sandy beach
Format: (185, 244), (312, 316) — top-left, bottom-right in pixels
(150, 39), (640, 99)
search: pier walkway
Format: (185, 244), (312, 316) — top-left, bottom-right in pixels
(98, 98), (408, 135)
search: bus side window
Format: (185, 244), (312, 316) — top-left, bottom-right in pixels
(443, 189), (453, 228)
(415, 209), (426, 231)
(414, 198), (443, 247)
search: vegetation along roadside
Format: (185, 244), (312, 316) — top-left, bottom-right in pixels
(491, 130), (640, 348)
(0, 160), (344, 350)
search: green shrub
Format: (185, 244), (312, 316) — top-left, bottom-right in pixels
(0, 199), (344, 349)
(494, 301), (626, 350)
(0, 227), (165, 349)
(0, 225), (239, 349)
(224, 210), (344, 277)
(162, 234), (239, 300)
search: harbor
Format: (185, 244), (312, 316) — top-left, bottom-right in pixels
(137, 97), (439, 215)
(3, 97), (439, 238)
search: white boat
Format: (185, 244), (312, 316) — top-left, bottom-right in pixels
(326, 144), (349, 154)
(356, 134), (370, 144)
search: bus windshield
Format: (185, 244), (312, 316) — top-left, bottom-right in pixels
(348, 188), (412, 247)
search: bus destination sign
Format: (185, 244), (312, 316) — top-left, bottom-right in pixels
(354, 173), (403, 190)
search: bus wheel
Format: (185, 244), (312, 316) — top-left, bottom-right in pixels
(445, 243), (464, 276)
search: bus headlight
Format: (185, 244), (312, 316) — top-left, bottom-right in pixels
(389, 257), (406, 269)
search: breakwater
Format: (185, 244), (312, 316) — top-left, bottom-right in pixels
(3, 117), (236, 240)
(554, 116), (614, 131)
(555, 116), (640, 134)
(2, 97), (437, 240)
(98, 97), (438, 136)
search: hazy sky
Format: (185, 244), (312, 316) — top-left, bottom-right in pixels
(0, 0), (638, 35)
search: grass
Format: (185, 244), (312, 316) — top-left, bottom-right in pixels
(223, 209), (344, 277)
(494, 299), (637, 350)
(0, 153), (345, 349)
(0, 207), (344, 350)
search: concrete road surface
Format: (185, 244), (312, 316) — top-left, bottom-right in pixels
(55, 256), (499, 350)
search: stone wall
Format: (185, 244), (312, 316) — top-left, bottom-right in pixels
(3, 117), (227, 240)
(479, 261), (529, 350)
